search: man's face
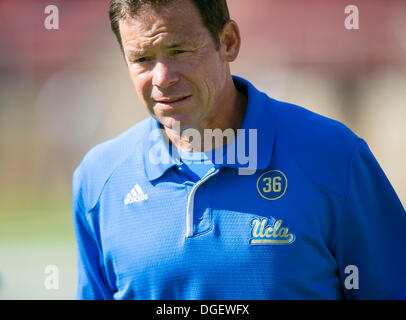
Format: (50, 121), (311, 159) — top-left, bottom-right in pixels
(119, 0), (231, 131)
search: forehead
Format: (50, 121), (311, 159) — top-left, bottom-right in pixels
(119, 0), (210, 48)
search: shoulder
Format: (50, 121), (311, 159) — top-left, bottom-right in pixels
(271, 98), (358, 148)
(72, 117), (153, 212)
(269, 98), (361, 197)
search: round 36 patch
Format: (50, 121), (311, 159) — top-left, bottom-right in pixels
(257, 170), (288, 200)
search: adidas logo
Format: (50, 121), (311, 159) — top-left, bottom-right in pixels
(124, 184), (148, 205)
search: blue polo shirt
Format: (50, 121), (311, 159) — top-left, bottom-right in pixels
(72, 76), (406, 300)
(176, 149), (215, 181)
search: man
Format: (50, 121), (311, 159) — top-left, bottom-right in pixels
(72, 0), (405, 299)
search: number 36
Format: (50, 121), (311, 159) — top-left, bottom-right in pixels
(262, 176), (282, 193)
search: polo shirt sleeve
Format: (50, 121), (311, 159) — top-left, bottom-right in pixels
(333, 138), (406, 299)
(72, 167), (114, 300)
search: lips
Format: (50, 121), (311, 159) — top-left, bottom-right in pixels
(155, 95), (191, 103)
(153, 95), (192, 109)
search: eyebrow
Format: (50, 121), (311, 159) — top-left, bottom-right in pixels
(126, 41), (196, 58)
(166, 42), (191, 49)
(127, 50), (148, 59)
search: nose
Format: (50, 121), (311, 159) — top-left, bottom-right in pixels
(152, 60), (179, 89)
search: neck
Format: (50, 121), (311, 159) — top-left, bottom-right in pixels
(164, 77), (247, 152)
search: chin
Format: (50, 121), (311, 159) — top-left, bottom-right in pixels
(158, 116), (196, 132)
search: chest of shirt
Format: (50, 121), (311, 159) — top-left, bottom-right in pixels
(93, 159), (344, 298)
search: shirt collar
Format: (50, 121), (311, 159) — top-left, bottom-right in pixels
(143, 76), (275, 181)
(143, 119), (181, 181)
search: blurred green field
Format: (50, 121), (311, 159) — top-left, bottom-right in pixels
(0, 192), (77, 299)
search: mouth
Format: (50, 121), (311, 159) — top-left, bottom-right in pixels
(154, 95), (192, 109)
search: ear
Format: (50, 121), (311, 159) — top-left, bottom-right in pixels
(219, 20), (241, 62)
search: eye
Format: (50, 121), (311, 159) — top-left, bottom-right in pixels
(135, 56), (152, 63)
(172, 50), (187, 55)
(129, 55), (153, 64)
